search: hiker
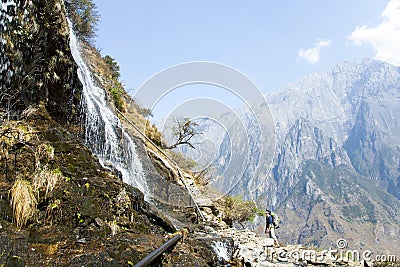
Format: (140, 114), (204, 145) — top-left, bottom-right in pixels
(265, 209), (280, 247)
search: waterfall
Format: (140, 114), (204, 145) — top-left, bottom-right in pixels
(1, 0), (20, 93)
(1, 0), (16, 28)
(67, 20), (148, 196)
(212, 240), (233, 263)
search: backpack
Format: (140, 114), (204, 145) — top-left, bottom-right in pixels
(270, 212), (280, 229)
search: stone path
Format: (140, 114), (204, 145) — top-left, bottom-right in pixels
(182, 176), (371, 267)
(198, 227), (370, 267)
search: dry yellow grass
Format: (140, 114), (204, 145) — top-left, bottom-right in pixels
(32, 166), (62, 200)
(9, 179), (37, 229)
(35, 143), (55, 169)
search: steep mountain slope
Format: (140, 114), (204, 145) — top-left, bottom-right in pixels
(268, 59), (400, 201)
(0, 1), (223, 265)
(193, 59), (400, 255)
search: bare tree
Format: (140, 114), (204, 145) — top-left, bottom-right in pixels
(163, 118), (202, 150)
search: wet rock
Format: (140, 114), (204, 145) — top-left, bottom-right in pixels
(140, 201), (177, 233)
(206, 237), (236, 264)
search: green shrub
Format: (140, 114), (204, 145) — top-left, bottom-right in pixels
(66, 0), (100, 43)
(103, 55), (120, 79)
(108, 83), (126, 112)
(110, 88), (123, 110)
(219, 195), (258, 227)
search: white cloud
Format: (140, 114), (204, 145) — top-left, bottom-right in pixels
(298, 40), (332, 64)
(348, 0), (400, 66)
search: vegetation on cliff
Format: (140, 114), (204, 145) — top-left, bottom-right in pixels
(1, 0), (82, 124)
(0, 0), (207, 265)
(65, 0), (99, 43)
(0, 1), (270, 266)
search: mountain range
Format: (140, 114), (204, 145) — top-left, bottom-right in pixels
(181, 59), (400, 255)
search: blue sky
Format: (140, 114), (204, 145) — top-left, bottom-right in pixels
(94, 1), (400, 119)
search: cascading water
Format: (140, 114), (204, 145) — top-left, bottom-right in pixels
(67, 20), (149, 196)
(211, 240), (233, 263)
(1, 0), (23, 92)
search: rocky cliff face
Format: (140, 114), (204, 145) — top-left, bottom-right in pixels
(0, 1), (221, 265)
(193, 59), (400, 255)
(269, 60), (400, 198)
(1, 0), (82, 124)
